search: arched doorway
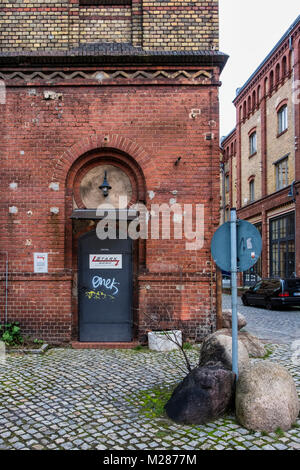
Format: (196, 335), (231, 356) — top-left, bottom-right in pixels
(65, 148), (146, 343)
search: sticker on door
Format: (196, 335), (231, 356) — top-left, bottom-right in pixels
(89, 254), (122, 269)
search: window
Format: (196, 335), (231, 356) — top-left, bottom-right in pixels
(79, 0), (131, 5)
(275, 157), (289, 190)
(249, 132), (257, 156)
(249, 179), (255, 202)
(270, 212), (295, 278)
(225, 174), (230, 193)
(278, 105), (288, 134)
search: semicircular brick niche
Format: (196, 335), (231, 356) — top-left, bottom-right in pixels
(79, 164), (133, 209)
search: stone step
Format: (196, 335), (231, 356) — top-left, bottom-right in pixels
(71, 341), (139, 350)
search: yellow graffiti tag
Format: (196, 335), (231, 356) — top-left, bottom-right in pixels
(85, 290), (115, 301)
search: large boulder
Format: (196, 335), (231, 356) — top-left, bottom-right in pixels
(222, 309), (247, 330)
(165, 363), (235, 425)
(236, 361), (300, 432)
(199, 332), (250, 372)
(215, 329), (266, 358)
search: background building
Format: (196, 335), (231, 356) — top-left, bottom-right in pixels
(221, 15), (300, 285)
(0, 1), (227, 345)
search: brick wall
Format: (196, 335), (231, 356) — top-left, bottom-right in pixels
(0, 0), (219, 51)
(266, 77), (295, 194)
(0, 77), (220, 343)
(240, 109), (262, 205)
(142, 0), (219, 51)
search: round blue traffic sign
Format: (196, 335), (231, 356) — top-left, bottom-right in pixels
(211, 221), (262, 273)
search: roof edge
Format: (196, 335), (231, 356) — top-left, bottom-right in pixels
(0, 48), (229, 71)
(234, 15), (300, 103)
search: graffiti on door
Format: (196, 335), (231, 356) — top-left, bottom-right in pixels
(85, 275), (120, 301)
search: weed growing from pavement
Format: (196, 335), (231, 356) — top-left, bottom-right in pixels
(275, 428), (285, 438)
(262, 346), (274, 360)
(127, 384), (176, 419)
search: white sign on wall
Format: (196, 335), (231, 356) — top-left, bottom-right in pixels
(89, 254), (122, 270)
(34, 253), (48, 273)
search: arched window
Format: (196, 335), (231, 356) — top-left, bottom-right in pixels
(249, 131), (257, 156)
(275, 63), (280, 85)
(248, 96), (251, 114)
(278, 105), (288, 134)
(282, 56), (287, 78)
(243, 101), (247, 120)
(264, 77), (268, 96)
(257, 85), (261, 103)
(269, 70), (274, 91)
(252, 90), (256, 110)
(249, 178), (255, 203)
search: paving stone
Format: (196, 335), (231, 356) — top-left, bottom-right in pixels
(0, 335), (299, 451)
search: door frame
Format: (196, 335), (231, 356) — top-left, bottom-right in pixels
(77, 229), (134, 342)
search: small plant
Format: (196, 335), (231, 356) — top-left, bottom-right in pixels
(34, 339), (44, 345)
(183, 342), (194, 350)
(132, 345), (144, 351)
(0, 322), (23, 346)
(262, 347), (273, 360)
(275, 427), (285, 438)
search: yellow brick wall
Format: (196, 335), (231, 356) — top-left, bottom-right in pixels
(0, 0), (219, 51)
(240, 108), (262, 206)
(266, 77), (295, 194)
(142, 0), (219, 51)
(78, 6), (131, 45)
(0, 1), (69, 51)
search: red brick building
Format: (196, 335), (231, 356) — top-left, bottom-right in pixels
(0, 1), (227, 345)
(221, 16), (300, 285)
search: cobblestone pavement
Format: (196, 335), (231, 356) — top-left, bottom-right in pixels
(223, 294), (300, 345)
(0, 344), (299, 451)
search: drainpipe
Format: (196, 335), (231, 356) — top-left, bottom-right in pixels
(290, 35), (299, 276)
(0, 252), (8, 325)
(220, 160), (226, 224)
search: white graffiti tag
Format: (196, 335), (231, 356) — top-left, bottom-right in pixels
(92, 276), (120, 296)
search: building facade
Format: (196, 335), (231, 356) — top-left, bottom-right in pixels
(0, 1), (227, 345)
(221, 16), (300, 285)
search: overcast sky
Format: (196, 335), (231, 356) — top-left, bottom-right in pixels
(219, 0), (300, 138)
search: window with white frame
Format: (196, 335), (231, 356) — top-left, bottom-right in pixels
(249, 179), (255, 202)
(275, 157), (289, 190)
(278, 105), (288, 134)
(225, 174), (230, 193)
(249, 132), (257, 156)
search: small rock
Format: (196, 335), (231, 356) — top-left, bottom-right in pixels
(236, 361), (300, 432)
(199, 332), (250, 371)
(222, 309), (247, 330)
(165, 363), (235, 425)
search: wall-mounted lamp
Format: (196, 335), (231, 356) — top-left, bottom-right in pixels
(288, 181), (299, 202)
(99, 171), (112, 198)
(175, 157), (182, 167)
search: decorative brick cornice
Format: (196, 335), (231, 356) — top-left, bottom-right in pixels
(0, 68), (216, 86)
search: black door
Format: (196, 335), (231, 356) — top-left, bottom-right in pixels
(78, 230), (133, 342)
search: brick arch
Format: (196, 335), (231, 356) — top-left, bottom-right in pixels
(50, 133), (153, 186)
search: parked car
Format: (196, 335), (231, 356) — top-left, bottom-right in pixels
(241, 278), (300, 310)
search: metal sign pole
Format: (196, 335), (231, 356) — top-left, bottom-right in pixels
(230, 208), (239, 379)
